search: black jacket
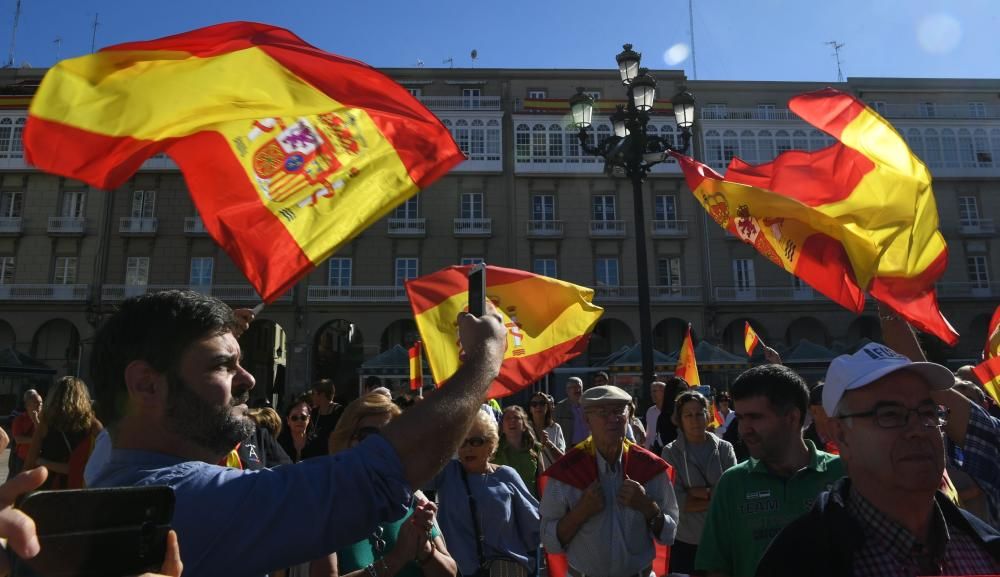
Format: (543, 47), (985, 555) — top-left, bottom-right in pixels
(756, 478), (1000, 576)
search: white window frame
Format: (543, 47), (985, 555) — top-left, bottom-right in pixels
(968, 255), (990, 288)
(0, 191), (22, 218)
(532, 195), (555, 221)
(395, 258), (418, 287)
(958, 196), (980, 225)
(533, 258), (557, 278)
(528, 90), (546, 100)
(189, 257), (214, 287)
(462, 88), (482, 109)
(592, 195), (617, 221)
(460, 192), (484, 220)
(393, 197), (420, 220)
(0, 256), (14, 284)
(132, 190), (156, 219)
(733, 259), (755, 296)
(126, 257), (149, 286)
(460, 257), (485, 265)
(969, 102), (986, 118)
(406, 87), (423, 98)
(328, 258), (352, 287)
(53, 256), (77, 285)
(595, 258), (620, 287)
(655, 195), (678, 222)
(657, 257), (682, 289)
(62, 190), (86, 218)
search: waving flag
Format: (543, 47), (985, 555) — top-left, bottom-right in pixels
(24, 22), (462, 302)
(744, 322), (761, 357)
(405, 265), (604, 399)
(674, 88), (956, 345)
(409, 341), (423, 391)
(986, 305), (1000, 360)
(675, 324), (701, 386)
(973, 357), (1000, 406)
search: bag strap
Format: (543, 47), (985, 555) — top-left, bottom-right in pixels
(458, 465), (487, 565)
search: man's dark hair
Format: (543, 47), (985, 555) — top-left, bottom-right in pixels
(731, 364), (809, 426)
(90, 290), (238, 428)
(661, 376), (689, 410)
(312, 378), (335, 398)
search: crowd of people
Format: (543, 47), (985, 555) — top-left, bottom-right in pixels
(0, 289), (998, 577)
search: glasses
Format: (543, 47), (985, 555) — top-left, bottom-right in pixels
(837, 403), (949, 429)
(461, 436), (487, 448)
(529, 401), (548, 408)
(586, 406), (628, 419)
(351, 426), (380, 442)
(289, 414), (310, 422)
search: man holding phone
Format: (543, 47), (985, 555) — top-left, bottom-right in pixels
(87, 289), (507, 577)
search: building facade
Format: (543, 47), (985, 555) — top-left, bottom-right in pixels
(0, 67), (996, 403)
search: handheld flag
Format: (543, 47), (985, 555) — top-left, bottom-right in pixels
(24, 22), (463, 302)
(674, 88), (956, 345)
(973, 356), (1000, 406)
(405, 265), (604, 399)
(408, 341), (423, 392)
(744, 321), (761, 357)
(986, 305), (1000, 360)
(675, 324), (701, 386)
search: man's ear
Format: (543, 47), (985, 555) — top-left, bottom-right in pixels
(124, 360), (167, 408)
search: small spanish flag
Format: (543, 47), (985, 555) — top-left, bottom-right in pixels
(25, 22), (462, 302)
(675, 323), (701, 387)
(985, 305), (1000, 360)
(409, 341), (423, 391)
(405, 265), (604, 399)
(973, 356), (1000, 406)
(744, 321), (761, 357)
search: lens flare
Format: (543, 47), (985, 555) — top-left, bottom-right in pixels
(917, 13), (962, 54)
(663, 44), (691, 66)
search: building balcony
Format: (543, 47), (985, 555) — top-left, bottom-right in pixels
(935, 282), (1000, 299)
(418, 95), (502, 111)
(387, 218), (426, 237)
(879, 103), (1000, 120)
(0, 217), (22, 235)
(120, 217), (158, 235)
(307, 285), (408, 302)
(184, 216), (208, 235)
(590, 220), (626, 238)
(453, 217), (492, 237)
(593, 285), (703, 302)
(526, 220), (564, 238)
(700, 108), (796, 121)
(714, 285), (823, 302)
(102, 284), (292, 303)
(47, 216), (86, 235)
(0, 284), (89, 301)
(651, 220), (688, 238)
(958, 218), (995, 236)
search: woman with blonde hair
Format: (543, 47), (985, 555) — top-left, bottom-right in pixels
(25, 376), (103, 489)
(328, 393), (457, 577)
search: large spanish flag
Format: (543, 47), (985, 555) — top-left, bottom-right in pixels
(24, 22), (462, 302)
(405, 265), (604, 399)
(674, 88), (956, 345)
(675, 324), (701, 387)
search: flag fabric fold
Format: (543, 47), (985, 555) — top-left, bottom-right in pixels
(985, 305), (1000, 360)
(673, 88), (956, 345)
(405, 265), (604, 399)
(25, 21), (463, 302)
(744, 321), (761, 357)
(408, 341), (423, 391)
(675, 324), (701, 387)
(973, 356), (1000, 407)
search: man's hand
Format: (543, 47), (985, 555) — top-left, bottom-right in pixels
(576, 481), (604, 519)
(0, 467), (48, 576)
(762, 345), (782, 365)
(136, 530), (182, 577)
(617, 475), (655, 517)
(456, 300), (507, 367)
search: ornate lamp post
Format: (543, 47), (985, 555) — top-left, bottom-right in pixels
(568, 43), (696, 407)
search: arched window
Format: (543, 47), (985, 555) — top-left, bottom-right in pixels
(906, 128), (925, 161)
(532, 124), (547, 163)
(723, 130), (739, 165)
(705, 130), (723, 169)
(468, 119), (486, 160)
(740, 130), (758, 164)
(808, 130), (826, 151)
(454, 119), (470, 156)
(941, 128), (959, 168)
(775, 130), (792, 154)
(486, 119), (501, 160)
(548, 123), (564, 164)
(973, 128), (992, 167)
(923, 129), (942, 167)
(564, 124), (581, 163)
(991, 129), (1000, 169)
(515, 124), (531, 161)
(757, 130), (775, 162)
(958, 128), (975, 168)
(792, 130), (808, 151)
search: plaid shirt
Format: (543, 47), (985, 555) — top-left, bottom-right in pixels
(846, 486), (999, 576)
(957, 404), (1000, 527)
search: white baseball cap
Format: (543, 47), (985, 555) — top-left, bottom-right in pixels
(822, 342), (954, 416)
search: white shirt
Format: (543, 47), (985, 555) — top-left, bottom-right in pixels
(540, 449), (679, 577)
(643, 405), (661, 449)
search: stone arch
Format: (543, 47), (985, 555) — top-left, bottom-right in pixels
(314, 319), (365, 399)
(0, 319), (14, 349)
(847, 316), (881, 345)
(380, 319), (419, 353)
(721, 318), (767, 354)
(240, 318), (289, 408)
(588, 318), (635, 362)
(653, 317), (688, 354)
(785, 316), (829, 348)
(30, 319), (80, 374)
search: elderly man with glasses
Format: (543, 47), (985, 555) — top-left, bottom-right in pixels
(540, 385), (678, 577)
(756, 343), (1000, 576)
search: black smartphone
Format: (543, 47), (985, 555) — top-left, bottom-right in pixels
(11, 485), (175, 577)
(468, 263), (486, 317)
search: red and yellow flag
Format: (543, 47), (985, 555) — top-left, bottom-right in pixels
(973, 356), (1000, 407)
(409, 341), (423, 391)
(744, 321), (761, 357)
(675, 324), (701, 387)
(985, 305), (1000, 360)
(24, 22), (462, 302)
(674, 88), (956, 345)
(405, 265), (603, 399)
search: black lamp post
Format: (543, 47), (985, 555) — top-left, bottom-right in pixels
(568, 43), (696, 408)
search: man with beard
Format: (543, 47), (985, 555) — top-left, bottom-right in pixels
(87, 290), (506, 577)
(756, 344), (1000, 575)
(694, 364), (843, 577)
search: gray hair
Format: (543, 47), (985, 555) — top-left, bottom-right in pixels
(23, 389), (40, 403)
(567, 377), (583, 387)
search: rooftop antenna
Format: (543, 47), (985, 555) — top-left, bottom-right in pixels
(53, 36), (62, 61)
(470, 49), (478, 68)
(443, 57), (453, 68)
(6, 0), (22, 68)
(90, 13), (99, 53)
(416, 58), (424, 68)
(825, 40), (845, 82)
(688, 0), (698, 80)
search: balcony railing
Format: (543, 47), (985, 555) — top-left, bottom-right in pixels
(879, 103), (1000, 120)
(589, 220), (626, 237)
(700, 108), (796, 121)
(714, 285), (823, 301)
(184, 216), (208, 234)
(453, 217), (492, 236)
(526, 220), (564, 237)
(651, 220), (688, 237)
(307, 285), (408, 302)
(102, 284), (291, 302)
(417, 95), (502, 111)
(593, 285), (703, 302)
(387, 218), (426, 236)
(935, 282), (1000, 298)
(958, 218), (995, 236)
(0, 284), (89, 301)
(47, 216), (86, 234)
(120, 217), (158, 234)
(0, 217), (22, 234)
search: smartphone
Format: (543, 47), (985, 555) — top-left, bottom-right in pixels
(468, 263), (486, 317)
(12, 485), (175, 577)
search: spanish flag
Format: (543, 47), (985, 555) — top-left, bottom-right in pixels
(24, 22), (462, 302)
(973, 356), (1000, 406)
(409, 341), (423, 392)
(674, 88), (956, 345)
(405, 265), (604, 399)
(675, 323), (700, 387)
(744, 321), (761, 357)
(985, 305), (1000, 360)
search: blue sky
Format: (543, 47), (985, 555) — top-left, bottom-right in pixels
(2, 0), (998, 81)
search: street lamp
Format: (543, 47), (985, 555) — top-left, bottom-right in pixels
(568, 43), (696, 408)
